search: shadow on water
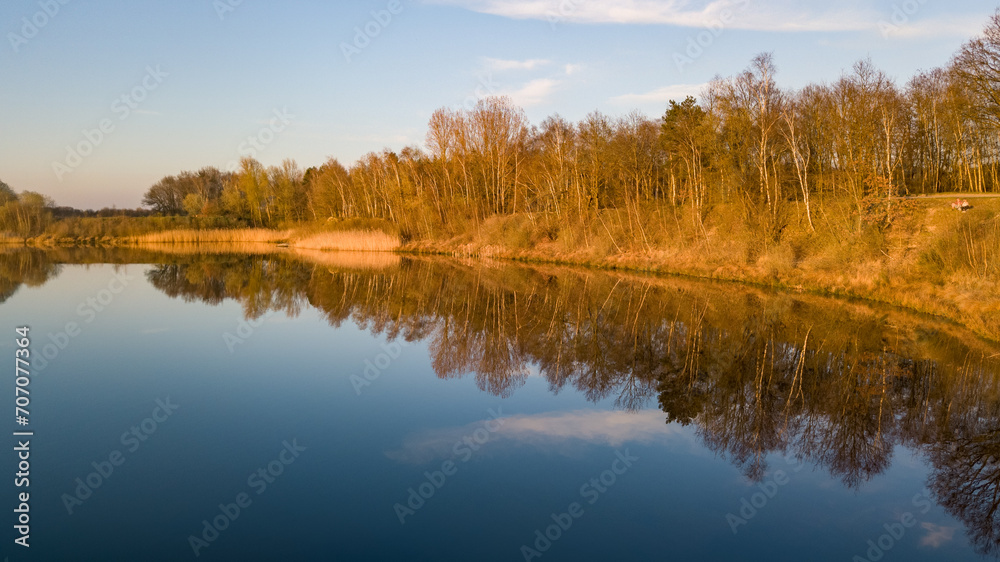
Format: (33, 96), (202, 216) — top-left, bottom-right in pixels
(3, 247), (1000, 556)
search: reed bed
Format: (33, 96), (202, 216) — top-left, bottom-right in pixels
(293, 231), (400, 252)
(129, 229), (291, 244)
(291, 248), (401, 270)
(131, 242), (291, 256)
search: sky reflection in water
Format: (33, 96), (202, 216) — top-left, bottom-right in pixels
(0, 248), (997, 561)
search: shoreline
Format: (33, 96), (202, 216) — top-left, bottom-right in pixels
(3, 231), (998, 344)
(396, 243), (1000, 344)
(4, 194), (999, 342)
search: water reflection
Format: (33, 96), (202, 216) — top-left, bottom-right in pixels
(0, 247), (62, 303)
(3, 247), (1000, 556)
(385, 410), (683, 465)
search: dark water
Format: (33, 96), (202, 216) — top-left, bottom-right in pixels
(1, 247), (999, 562)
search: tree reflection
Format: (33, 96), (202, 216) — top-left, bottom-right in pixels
(4, 249), (1000, 554)
(929, 428), (1000, 556)
(0, 248), (62, 303)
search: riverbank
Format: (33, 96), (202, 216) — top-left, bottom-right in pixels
(5, 195), (999, 340)
(406, 241), (1000, 342)
(2, 223), (401, 252)
(399, 196), (1000, 341)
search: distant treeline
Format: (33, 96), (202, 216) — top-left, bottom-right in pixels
(0, 179), (159, 240)
(125, 11), (1000, 240)
(51, 207), (155, 219)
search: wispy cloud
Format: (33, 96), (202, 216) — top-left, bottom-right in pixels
(880, 16), (986, 40)
(425, 0), (882, 32)
(610, 83), (708, 106)
(919, 523), (956, 548)
(497, 409), (683, 445)
(485, 57), (552, 71)
(385, 409), (685, 464)
(502, 77), (560, 106)
(475, 59), (585, 106)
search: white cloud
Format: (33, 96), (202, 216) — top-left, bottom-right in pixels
(502, 77), (560, 106)
(497, 410), (682, 446)
(564, 63), (583, 76)
(425, 0), (881, 32)
(919, 523), (956, 548)
(879, 15), (986, 40)
(485, 57), (552, 71)
(384, 409), (684, 464)
(610, 83), (708, 106)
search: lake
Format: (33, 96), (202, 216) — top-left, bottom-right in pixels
(1, 247), (998, 561)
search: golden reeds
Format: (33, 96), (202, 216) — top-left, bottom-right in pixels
(128, 229), (292, 244)
(292, 231), (400, 252)
(291, 248), (401, 270)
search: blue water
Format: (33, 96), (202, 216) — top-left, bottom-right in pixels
(0, 253), (995, 561)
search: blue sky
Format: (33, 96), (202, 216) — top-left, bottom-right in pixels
(0, 0), (995, 209)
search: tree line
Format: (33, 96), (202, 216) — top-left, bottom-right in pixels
(0, 180), (54, 241)
(136, 11), (1000, 242)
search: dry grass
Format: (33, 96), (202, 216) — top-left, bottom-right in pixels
(137, 244), (403, 269)
(293, 231), (400, 252)
(400, 198), (1000, 340)
(108, 227), (402, 259)
(131, 242), (290, 256)
(129, 229), (291, 244)
(291, 248), (401, 270)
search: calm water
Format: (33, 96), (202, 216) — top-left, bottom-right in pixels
(1, 247), (999, 561)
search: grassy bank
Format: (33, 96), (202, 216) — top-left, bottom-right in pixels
(128, 228), (292, 244)
(402, 196), (1000, 341)
(121, 222), (400, 252)
(7, 196), (999, 339)
(13, 216), (400, 250)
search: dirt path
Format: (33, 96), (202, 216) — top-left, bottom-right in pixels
(901, 193), (1000, 199)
